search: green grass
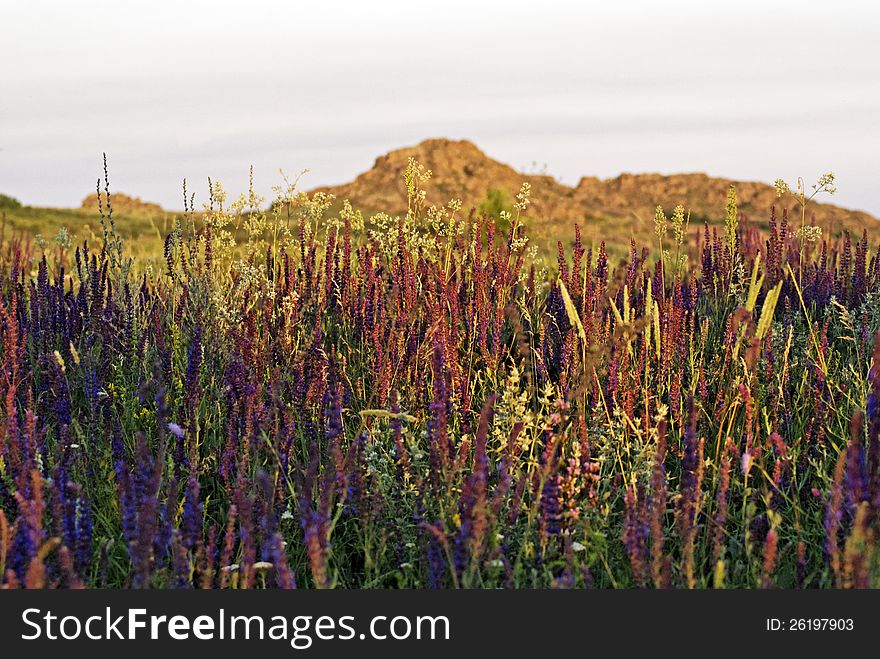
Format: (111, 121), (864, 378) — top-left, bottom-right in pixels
(2, 204), (174, 270)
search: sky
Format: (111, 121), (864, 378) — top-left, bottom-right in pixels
(2, 0), (879, 214)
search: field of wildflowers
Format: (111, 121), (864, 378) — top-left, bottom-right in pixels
(1, 160), (878, 589)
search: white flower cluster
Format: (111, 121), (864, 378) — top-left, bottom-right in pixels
(654, 205), (668, 238)
(773, 178), (790, 198)
(795, 225), (823, 243)
(814, 172), (836, 195)
(514, 182), (531, 212)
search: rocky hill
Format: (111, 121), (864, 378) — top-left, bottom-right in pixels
(314, 139), (879, 254)
(80, 192), (164, 216)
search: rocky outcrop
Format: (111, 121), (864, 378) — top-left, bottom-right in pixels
(80, 192), (164, 216)
(314, 139), (879, 247)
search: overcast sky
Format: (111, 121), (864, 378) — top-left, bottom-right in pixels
(2, 0), (879, 214)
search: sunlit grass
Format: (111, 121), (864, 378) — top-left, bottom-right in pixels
(0, 163), (878, 589)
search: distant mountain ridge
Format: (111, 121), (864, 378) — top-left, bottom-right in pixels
(312, 138), (879, 251)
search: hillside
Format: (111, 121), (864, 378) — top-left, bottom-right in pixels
(79, 192), (164, 216)
(0, 193), (173, 267)
(314, 138), (880, 257)
(3, 141), (878, 266)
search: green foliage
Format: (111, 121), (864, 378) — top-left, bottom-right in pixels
(0, 193), (22, 210)
(480, 187), (514, 233)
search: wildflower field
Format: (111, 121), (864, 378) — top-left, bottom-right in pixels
(1, 160), (879, 589)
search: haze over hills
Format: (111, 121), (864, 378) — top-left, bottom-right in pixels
(314, 138), (880, 255)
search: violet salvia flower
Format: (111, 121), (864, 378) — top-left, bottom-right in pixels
(324, 366), (344, 443)
(867, 333), (880, 510)
(712, 438), (734, 566)
(389, 390), (411, 482)
(454, 395), (494, 578)
(844, 433), (868, 509)
(824, 448), (848, 584)
(120, 431), (165, 588)
(83, 367), (102, 410)
(235, 483), (258, 589)
(256, 469), (278, 560)
(40, 353), (71, 428)
(428, 339), (451, 480)
(74, 496), (93, 571)
(676, 398), (704, 588)
(155, 476), (178, 564)
(181, 474), (203, 551)
(422, 521), (450, 589)
(623, 484), (649, 587)
(267, 532), (296, 589)
(540, 474), (563, 537)
(11, 471), (46, 580)
(184, 324), (203, 408)
(170, 531), (191, 588)
(649, 420), (670, 589)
